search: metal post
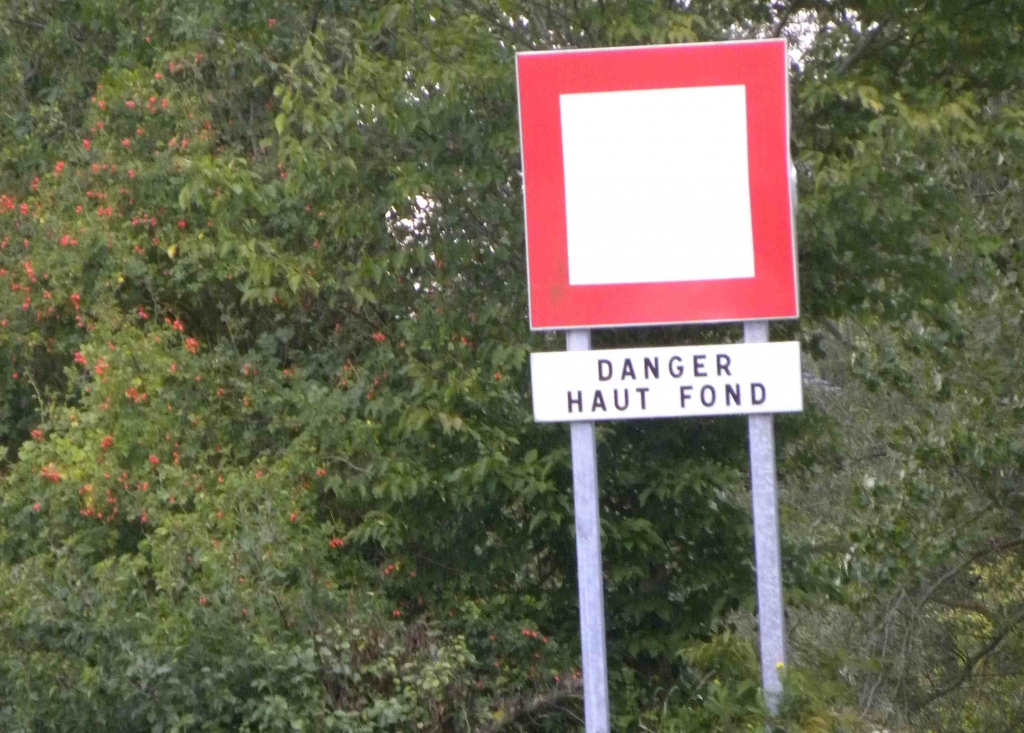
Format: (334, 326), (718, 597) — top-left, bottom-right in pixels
(566, 329), (610, 732)
(744, 320), (787, 715)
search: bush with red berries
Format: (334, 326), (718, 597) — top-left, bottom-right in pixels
(0, 2), (788, 731)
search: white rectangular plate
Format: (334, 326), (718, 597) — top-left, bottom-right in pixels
(531, 341), (802, 422)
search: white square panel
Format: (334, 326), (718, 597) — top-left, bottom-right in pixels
(559, 84), (755, 286)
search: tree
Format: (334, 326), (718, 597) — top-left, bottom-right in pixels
(1, 1), (1023, 731)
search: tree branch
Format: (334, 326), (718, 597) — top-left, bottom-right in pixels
(914, 534), (1024, 614)
(881, 535), (1024, 708)
(9, 17), (48, 32)
(477, 678), (583, 733)
(834, 19), (890, 77)
(771, 4), (796, 39)
(913, 605), (1024, 711)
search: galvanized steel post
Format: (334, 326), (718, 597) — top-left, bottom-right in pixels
(744, 320), (787, 714)
(566, 329), (611, 732)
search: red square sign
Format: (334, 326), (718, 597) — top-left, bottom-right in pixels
(516, 40), (797, 330)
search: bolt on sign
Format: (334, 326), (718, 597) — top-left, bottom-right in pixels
(515, 38), (800, 731)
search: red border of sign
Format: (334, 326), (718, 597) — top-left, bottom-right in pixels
(516, 40), (797, 331)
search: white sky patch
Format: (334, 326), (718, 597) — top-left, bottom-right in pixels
(785, 9), (820, 67)
(761, 7), (878, 70)
(386, 194), (436, 248)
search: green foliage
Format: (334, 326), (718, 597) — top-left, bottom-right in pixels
(1, 0), (1023, 731)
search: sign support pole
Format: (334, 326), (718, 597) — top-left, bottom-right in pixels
(744, 320), (787, 715)
(566, 329), (611, 733)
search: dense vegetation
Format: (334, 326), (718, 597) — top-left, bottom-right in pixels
(1, 1), (1023, 730)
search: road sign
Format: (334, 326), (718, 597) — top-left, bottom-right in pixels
(516, 39), (800, 730)
(531, 341), (802, 422)
(516, 39), (797, 330)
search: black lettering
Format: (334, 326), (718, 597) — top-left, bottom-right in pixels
(591, 390), (607, 412)
(669, 356), (685, 378)
(693, 354), (707, 377)
(680, 385), (693, 407)
(716, 354), (732, 376)
(725, 384), (741, 406)
(643, 357), (659, 380)
(598, 360), (612, 381)
(568, 391), (583, 413)
(614, 389), (629, 411)
(751, 383), (766, 405)
(621, 359), (636, 380)
(637, 387), (649, 409)
(700, 385), (716, 407)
